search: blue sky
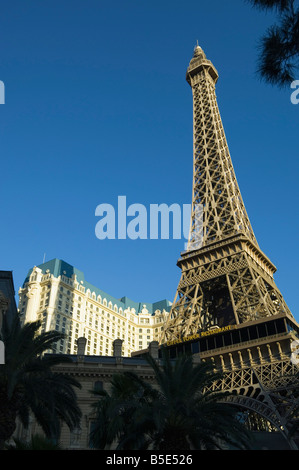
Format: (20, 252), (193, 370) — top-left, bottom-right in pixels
(0, 0), (298, 321)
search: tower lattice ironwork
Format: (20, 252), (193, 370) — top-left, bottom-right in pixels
(161, 45), (293, 341)
(160, 45), (299, 448)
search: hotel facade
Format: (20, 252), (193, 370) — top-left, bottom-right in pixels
(18, 258), (171, 357)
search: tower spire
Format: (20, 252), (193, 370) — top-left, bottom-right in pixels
(186, 45), (257, 251)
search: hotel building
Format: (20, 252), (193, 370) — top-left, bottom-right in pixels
(18, 259), (171, 357)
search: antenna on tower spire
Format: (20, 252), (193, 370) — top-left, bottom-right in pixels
(193, 41), (203, 58)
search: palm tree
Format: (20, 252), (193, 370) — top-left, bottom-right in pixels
(0, 312), (82, 449)
(90, 373), (153, 449)
(91, 349), (252, 450)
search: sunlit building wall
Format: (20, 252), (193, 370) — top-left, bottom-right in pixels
(18, 259), (171, 357)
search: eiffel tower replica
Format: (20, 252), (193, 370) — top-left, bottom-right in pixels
(160, 45), (299, 448)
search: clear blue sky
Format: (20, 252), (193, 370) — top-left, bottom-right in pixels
(0, 0), (298, 321)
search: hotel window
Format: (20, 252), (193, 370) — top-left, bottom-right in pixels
(41, 312), (47, 332)
(55, 314), (61, 331)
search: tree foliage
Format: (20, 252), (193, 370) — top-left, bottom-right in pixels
(0, 312), (82, 448)
(90, 350), (252, 450)
(246, 0), (299, 87)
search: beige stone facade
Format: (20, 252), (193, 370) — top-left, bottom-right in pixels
(18, 259), (171, 357)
